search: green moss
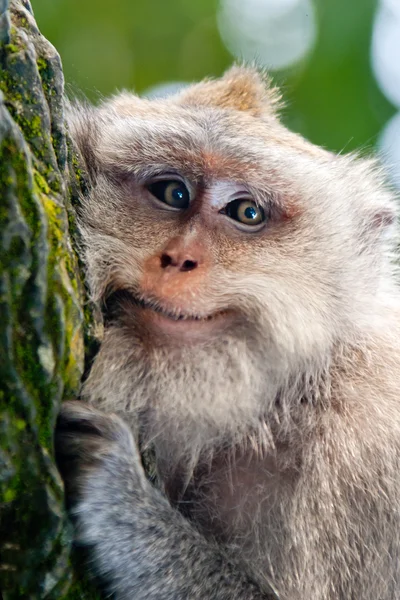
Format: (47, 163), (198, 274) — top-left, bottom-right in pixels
(34, 169), (51, 195)
(26, 114), (42, 138)
(0, 69), (22, 102)
(5, 43), (19, 53)
(41, 197), (64, 244)
(15, 418), (26, 431)
(4, 489), (17, 503)
(37, 57), (47, 73)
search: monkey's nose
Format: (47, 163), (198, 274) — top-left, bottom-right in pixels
(142, 236), (209, 298)
(160, 253), (198, 272)
(157, 235), (206, 273)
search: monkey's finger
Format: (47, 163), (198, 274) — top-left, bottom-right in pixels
(55, 400), (141, 483)
(54, 429), (114, 464)
(57, 400), (131, 443)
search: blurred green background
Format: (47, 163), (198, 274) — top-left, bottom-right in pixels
(32, 0), (396, 154)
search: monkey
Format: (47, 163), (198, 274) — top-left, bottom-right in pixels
(55, 65), (400, 600)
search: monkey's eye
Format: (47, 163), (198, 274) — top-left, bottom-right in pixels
(147, 180), (190, 209)
(224, 199), (265, 227)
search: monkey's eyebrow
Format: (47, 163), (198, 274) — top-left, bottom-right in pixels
(244, 185), (279, 210)
(120, 164), (189, 183)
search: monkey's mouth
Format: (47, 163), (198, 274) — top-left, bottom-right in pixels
(103, 289), (231, 322)
(103, 289), (232, 338)
(138, 296), (223, 321)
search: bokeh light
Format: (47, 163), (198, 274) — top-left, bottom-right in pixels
(372, 0), (400, 189)
(378, 112), (400, 190)
(371, 2), (400, 108)
(217, 0), (317, 70)
(380, 0), (400, 16)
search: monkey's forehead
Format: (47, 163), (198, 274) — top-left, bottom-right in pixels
(96, 104), (328, 185)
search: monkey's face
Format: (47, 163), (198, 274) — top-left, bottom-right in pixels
(79, 113), (395, 358)
(72, 67), (397, 440)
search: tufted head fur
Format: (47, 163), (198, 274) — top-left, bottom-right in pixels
(174, 65), (282, 116)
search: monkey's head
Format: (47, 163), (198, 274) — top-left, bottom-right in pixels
(69, 66), (399, 451)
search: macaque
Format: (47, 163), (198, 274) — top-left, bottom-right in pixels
(55, 66), (400, 600)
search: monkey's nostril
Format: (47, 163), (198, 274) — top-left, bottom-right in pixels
(181, 259), (197, 272)
(160, 254), (198, 271)
(161, 254), (174, 269)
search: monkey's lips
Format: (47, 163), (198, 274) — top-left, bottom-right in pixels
(104, 290), (234, 341)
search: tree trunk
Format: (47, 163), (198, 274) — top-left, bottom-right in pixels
(0, 0), (99, 597)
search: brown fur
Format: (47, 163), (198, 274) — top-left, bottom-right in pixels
(68, 65), (400, 599)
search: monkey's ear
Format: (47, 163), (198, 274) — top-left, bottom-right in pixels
(66, 99), (102, 185)
(175, 65), (282, 118)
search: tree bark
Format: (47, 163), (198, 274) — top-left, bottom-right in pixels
(0, 0), (98, 597)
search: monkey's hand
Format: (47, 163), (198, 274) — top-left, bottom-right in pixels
(55, 401), (276, 600)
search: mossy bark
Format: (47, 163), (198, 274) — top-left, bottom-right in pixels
(0, 1), (98, 597)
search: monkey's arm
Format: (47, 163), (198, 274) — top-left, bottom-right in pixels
(55, 402), (276, 600)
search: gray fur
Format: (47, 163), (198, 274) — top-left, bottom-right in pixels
(56, 66), (400, 599)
